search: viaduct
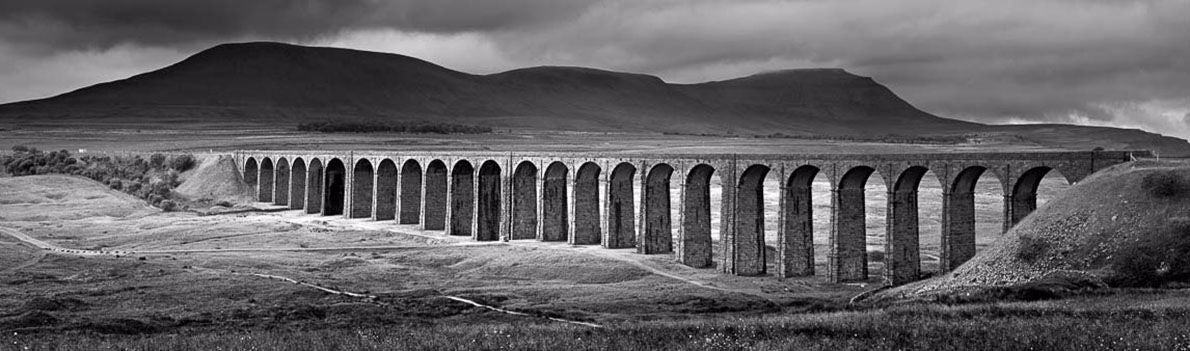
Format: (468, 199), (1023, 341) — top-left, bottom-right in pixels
(233, 150), (1143, 285)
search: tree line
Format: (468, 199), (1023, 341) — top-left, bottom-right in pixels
(296, 121), (492, 134)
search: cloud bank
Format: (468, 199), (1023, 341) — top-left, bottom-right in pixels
(1, 0), (1187, 137)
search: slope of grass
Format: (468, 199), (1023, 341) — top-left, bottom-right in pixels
(8, 299), (1190, 350)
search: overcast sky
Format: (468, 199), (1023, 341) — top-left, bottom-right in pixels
(1, 0), (1187, 138)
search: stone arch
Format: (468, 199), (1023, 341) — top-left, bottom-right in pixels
(324, 158), (346, 216)
(885, 166), (930, 285)
(450, 160), (475, 236)
(244, 157), (258, 187)
(290, 158), (306, 210)
(780, 165), (820, 277)
(572, 162), (602, 245)
(400, 159), (423, 224)
(306, 158), (323, 214)
(350, 159), (374, 218)
(274, 157), (290, 206)
(733, 164), (770, 276)
(641, 163), (674, 254)
(831, 165), (876, 282)
(258, 157), (274, 202)
(942, 166), (987, 271)
(606, 162), (637, 249)
(541, 162), (568, 242)
(423, 160), (448, 230)
(375, 159), (398, 221)
(476, 160), (502, 241)
(1011, 166), (1071, 225)
(511, 161), (539, 240)
(680, 164), (716, 268)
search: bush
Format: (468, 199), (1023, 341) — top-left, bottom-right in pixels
(867, 251), (885, 262)
(1107, 221), (1190, 287)
(1016, 235), (1049, 262)
(158, 200), (179, 212)
(169, 154), (197, 172)
(1141, 171), (1184, 198)
(149, 153), (167, 169)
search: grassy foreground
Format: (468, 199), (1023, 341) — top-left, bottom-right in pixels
(7, 301), (1190, 350)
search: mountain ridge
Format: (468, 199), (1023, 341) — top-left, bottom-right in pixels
(1, 41), (1187, 155)
(0, 41), (975, 134)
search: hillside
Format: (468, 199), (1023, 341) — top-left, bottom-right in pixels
(0, 41), (1187, 155)
(0, 42), (974, 135)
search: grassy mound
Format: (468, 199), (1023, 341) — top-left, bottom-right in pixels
(174, 154), (254, 206)
(873, 160), (1190, 302)
(0, 174), (153, 221)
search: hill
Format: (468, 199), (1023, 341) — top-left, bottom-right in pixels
(0, 41), (1187, 155)
(0, 42), (973, 136)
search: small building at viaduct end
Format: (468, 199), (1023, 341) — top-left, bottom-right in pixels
(233, 150), (1145, 286)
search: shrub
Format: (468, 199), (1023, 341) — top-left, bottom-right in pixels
(169, 154), (197, 172)
(1016, 235), (1049, 262)
(11, 145), (29, 153)
(149, 153), (167, 169)
(1141, 171), (1184, 198)
(1107, 221), (1190, 287)
(867, 251), (886, 262)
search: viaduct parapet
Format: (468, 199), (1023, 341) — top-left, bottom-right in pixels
(233, 150), (1145, 285)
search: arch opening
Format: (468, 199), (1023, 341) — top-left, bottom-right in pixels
(780, 165), (820, 277)
(641, 163), (674, 254)
(883, 166), (931, 285)
(375, 159), (398, 221)
(1011, 167), (1071, 226)
(476, 160), (502, 241)
(324, 159), (346, 216)
(274, 158), (290, 206)
(244, 157), (258, 187)
(732, 164), (770, 276)
(306, 159), (324, 214)
(572, 162), (602, 245)
(831, 166), (878, 282)
(423, 160), (448, 230)
(350, 159), (374, 218)
(606, 162), (637, 249)
(942, 166), (986, 271)
(511, 161), (539, 240)
(400, 160), (423, 224)
(450, 161), (475, 236)
(680, 164), (716, 268)
(258, 158), (274, 202)
(541, 162), (568, 242)
(290, 158), (307, 210)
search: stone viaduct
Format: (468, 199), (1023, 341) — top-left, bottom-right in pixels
(233, 150), (1143, 285)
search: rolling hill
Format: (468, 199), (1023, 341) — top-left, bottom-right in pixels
(0, 41), (1187, 155)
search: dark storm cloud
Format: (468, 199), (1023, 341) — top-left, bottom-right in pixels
(0, 0), (590, 51)
(1, 0), (1188, 137)
(478, 0), (1190, 132)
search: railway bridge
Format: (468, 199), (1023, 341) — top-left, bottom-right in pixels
(233, 150), (1143, 285)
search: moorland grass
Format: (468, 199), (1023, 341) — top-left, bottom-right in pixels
(8, 302), (1190, 350)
